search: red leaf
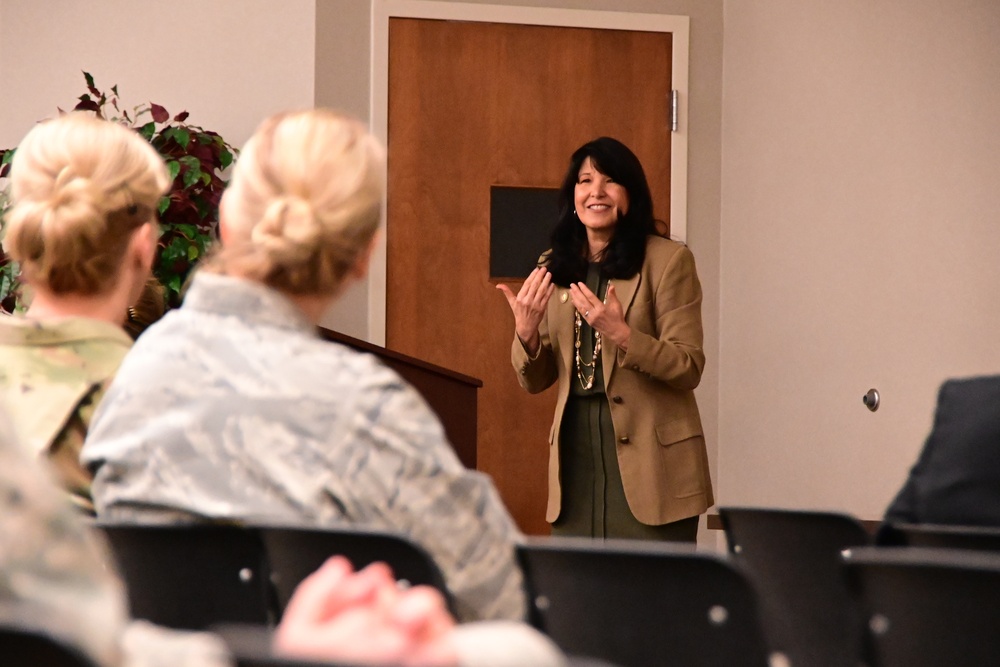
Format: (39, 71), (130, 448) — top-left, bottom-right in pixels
(190, 143), (212, 162)
(150, 103), (169, 124)
(74, 99), (101, 113)
(83, 71), (99, 97)
(173, 111), (190, 122)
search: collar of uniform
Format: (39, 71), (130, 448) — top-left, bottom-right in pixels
(182, 272), (317, 335)
(0, 313), (132, 347)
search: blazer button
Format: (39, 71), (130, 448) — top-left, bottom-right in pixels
(612, 395), (623, 404)
(618, 435), (630, 444)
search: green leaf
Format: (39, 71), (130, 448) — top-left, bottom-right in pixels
(178, 155), (200, 170)
(165, 127), (190, 149)
(138, 122), (156, 141)
(200, 171), (211, 186)
(176, 224), (198, 238)
(1, 149), (15, 167)
(157, 196), (171, 215)
(161, 244), (181, 263)
(166, 160), (181, 182)
(195, 198), (211, 221)
(219, 148), (234, 169)
(167, 275), (182, 294)
(187, 245), (199, 261)
(182, 168), (201, 189)
(84, 71), (95, 90)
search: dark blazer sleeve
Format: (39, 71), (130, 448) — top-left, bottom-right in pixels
(883, 457), (922, 525)
(883, 375), (1000, 527)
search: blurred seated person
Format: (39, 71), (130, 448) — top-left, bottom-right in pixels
(83, 109), (527, 622)
(122, 277), (167, 340)
(0, 405), (565, 667)
(884, 375), (1000, 527)
(0, 113), (168, 513)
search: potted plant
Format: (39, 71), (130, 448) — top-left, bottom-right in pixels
(0, 72), (236, 312)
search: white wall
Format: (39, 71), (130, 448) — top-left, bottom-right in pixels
(0, 1), (315, 158)
(719, 0), (1000, 518)
(314, 0), (372, 338)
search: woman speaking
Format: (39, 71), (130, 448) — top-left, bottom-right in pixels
(498, 137), (713, 542)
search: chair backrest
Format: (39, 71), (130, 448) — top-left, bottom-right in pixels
(259, 524), (455, 618)
(94, 522), (273, 630)
(718, 506), (871, 667)
(517, 537), (769, 667)
(214, 623), (379, 667)
(844, 546), (1000, 667)
(876, 521), (1000, 551)
(0, 624), (97, 667)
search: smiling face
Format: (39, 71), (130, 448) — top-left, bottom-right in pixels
(574, 156), (630, 241)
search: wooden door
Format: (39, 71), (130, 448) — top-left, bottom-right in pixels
(387, 18), (673, 534)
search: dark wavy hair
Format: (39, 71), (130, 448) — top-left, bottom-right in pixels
(545, 137), (657, 287)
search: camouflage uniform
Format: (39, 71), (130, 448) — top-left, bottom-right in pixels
(0, 407), (231, 667)
(83, 272), (528, 623)
(0, 315), (132, 513)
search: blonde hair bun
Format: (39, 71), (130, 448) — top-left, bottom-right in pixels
(3, 113), (170, 295)
(216, 109), (384, 295)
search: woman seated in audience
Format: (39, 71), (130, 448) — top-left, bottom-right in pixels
(0, 113), (168, 513)
(83, 109), (527, 623)
(0, 404), (565, 667)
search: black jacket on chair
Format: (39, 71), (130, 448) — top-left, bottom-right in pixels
(885, 375), (1000, 527)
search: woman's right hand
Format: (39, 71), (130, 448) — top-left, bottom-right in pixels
(496, 267), (555, 356)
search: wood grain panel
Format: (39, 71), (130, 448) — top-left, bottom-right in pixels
(388, 18), (672, 534)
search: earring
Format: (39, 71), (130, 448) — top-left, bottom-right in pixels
(572, 209), (578, 217)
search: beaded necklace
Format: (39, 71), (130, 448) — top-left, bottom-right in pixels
(573, 284), (608, 390)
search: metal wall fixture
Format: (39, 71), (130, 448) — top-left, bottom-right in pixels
(863, 388), (880, 412)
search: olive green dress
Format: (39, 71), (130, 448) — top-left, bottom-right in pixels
(550, 264), (698, 541)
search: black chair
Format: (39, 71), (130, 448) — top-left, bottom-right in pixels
(876, 521), (1000, 551)
(517, 537), (769, 667)
(215, 623), (385, 667)
(259, 524), (455, 618)
(718, 506), (870, 667)
(0, 623), (97, 667)
(844, 546), (1000, 666)
(94, 522), (273, 630)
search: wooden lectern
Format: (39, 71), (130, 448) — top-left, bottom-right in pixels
(318, 328), (482, 469)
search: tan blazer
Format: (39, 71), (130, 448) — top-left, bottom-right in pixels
(511, 236), (714, 525)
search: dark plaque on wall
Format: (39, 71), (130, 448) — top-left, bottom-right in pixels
(489, 186), (560, 279)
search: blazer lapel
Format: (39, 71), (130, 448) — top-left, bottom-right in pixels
(602, 273), (640, 388)
(551, 287), (575, 374)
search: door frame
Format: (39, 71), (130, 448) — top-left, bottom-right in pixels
(369, 0), (691, 345)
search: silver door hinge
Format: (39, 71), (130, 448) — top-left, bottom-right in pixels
(670, 90), (679, 132)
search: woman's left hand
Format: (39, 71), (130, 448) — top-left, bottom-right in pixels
(570, 282), (632, 352)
